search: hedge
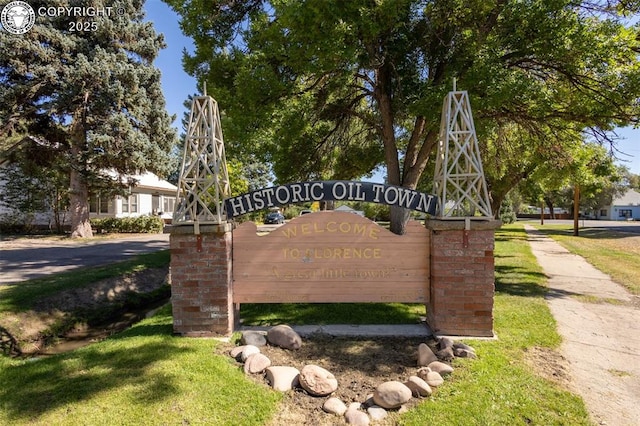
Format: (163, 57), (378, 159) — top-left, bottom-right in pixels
(91, 216), (164, 234)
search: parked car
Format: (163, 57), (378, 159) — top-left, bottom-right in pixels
(264, 211), (285, 224)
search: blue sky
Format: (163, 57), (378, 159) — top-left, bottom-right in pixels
(144, 1), (640, 176)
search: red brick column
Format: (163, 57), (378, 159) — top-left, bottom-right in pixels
(170, 224), (236, 336)
(425, 219), (501, 337)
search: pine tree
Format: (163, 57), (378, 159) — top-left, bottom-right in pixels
(0, 0), (177, 237)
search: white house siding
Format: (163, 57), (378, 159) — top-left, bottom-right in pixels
(600, 189), (640, 221)
(0, 167), (178, 226)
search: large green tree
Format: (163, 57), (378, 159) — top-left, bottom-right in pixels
(0, 0), (177, 237)
(167, 0), (640, 233)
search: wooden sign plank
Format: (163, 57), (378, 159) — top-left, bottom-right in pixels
(233, 212), (430, 304)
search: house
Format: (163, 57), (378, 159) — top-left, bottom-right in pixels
(598, 189), (640, 221)
(88, 171), (178, 223)
(0, 138), (178, 229)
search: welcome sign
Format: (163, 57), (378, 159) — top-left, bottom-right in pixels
(232, 211), (430, 304)
(225, 181), (439, 218)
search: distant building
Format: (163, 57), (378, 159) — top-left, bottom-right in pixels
(334, 205), (365, 216)
(0, 138), (177, 229)
(598, 189), (640, 221)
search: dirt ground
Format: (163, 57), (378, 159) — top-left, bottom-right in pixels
(214, 335), (435, 426)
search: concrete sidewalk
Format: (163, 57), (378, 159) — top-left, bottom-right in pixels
(525, 225), (640, 426)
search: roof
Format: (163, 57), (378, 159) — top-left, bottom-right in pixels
(612, 189), (640, 206)
(103, 170), (177, 193)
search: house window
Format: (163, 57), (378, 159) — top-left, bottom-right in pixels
(618, 209), (632, 219)
(163, 197), (175, 213)
(599, 209), (607, 217)
(122, 194), (138, 213)
(89, 194), (109, 214)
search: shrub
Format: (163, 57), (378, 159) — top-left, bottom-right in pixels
(91, 215), (164, 233)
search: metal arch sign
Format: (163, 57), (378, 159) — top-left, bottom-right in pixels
(224, 180), (438, 219)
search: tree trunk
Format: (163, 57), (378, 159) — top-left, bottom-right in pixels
(389, 206), (411, 235)
(69, 119), (92, 238)
(544, 198), (555, 220)
(69, 167), (93, 238)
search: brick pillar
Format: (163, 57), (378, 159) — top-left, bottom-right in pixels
(170, 224), (236, 336)
(425, 219), (501, 337)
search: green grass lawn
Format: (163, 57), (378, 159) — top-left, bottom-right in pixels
(0, 225), (591, 425)
(0, 305), (280, 426)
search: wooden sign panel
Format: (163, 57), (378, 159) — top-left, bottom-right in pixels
(233, 212), (430, 304)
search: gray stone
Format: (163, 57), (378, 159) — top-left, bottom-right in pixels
(229, 345), (246, 360)
(267, 325), (302, 350)
(436, 346), (455, 362)
(243, 353), (271, 374)
(424, 370), (444, 387)
(241, 330), (267, 347)
(240, 345), (260, 362)
(265, 366), (300, 391)
(428, 361), (454, 376)
(438, 336), (455, 350)
(418, 342), (438, 366)
(345, 403), (370, 425)
(367, 405), (387, 421)
(362, 394), (376, 408)
(453, 342), (476, 353)
(323, 397), (347, 415)
(299, 364), (338, 396)
(404, 375), (433, 397)
(373, 381), (412, 409)
(454, 348), (478, 359)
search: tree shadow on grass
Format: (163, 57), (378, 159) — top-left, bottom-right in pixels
(495, 264), (548, 298)
(537, 227), (640, 240)
(239, 302), (425, 326)
(0, 310), (188, 422)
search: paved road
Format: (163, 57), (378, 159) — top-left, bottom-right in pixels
(0, 233), (170, 284)
(521, 219), (640, 235)
(525, 226), (640, 426)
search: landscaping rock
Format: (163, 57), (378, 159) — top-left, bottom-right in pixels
(373, 381), (412, 409)
(323, 397), (347, 416)
(417, 342), (438, 366)
(243, 353), (271, 374)
(436, 346), (455, 362)
(299, 364), (338, 396)
(428, 361), (454, 376)
(438, 336), (455, 350)
(241, 330), (267, 347)
(424, 370), (444, 387)
(240, 345), (261, 362)
(265, 366), (300, 391)
(367, 405), (388, 421)
(453, 342), (476, 353)
(404, 375), (432, 397)
(345, 403), (370, 425)
(267, 325), (302, 350)
(362, 394), (376, 408)
(229, 345), (247, 361)
(454, 347), (478, 359)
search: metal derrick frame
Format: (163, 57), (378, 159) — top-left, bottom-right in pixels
(173, 87), (491, 226)
(434, 89), (493, 219)
(173, 95), (230, 226)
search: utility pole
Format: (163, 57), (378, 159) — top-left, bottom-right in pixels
(573, 184), (580, 236)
